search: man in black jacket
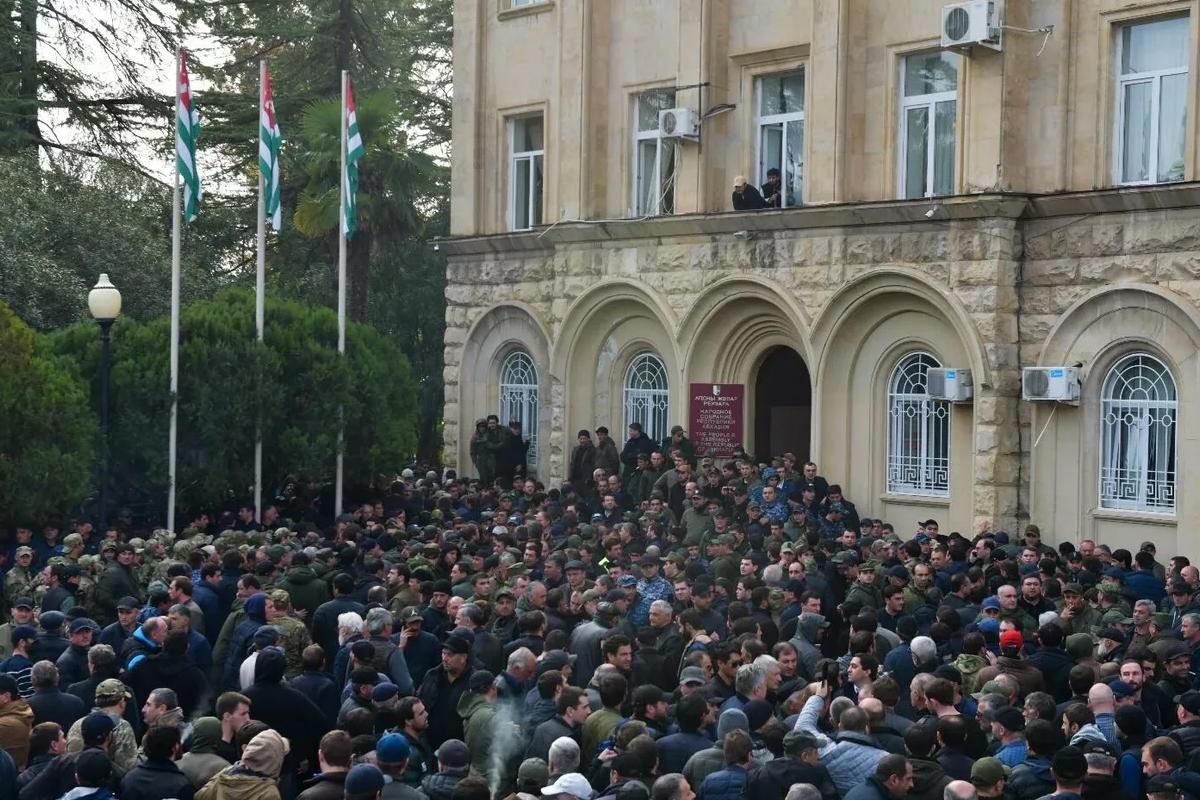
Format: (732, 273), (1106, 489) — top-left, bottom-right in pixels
(1026, 623), (1075, 703)
(731, 176), (766, 211)
(417, 636), (473, 748)
(526, 686), (587, 762)
(119, 725), (193, 800)
(127, 630), (208, 719)
(746, 729), (837, 800)
(54, 618), (97, 686)
(496, 420), (529, 489)
(94, 544), (142, 625)
(243, 648), (326, 786)
(311, 573), (365, 671)
(19, 712), (124, 800)
(27, 662), (86, 732)
(27, 612), (69, 665)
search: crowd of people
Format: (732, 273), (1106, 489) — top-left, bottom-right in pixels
(2, 423), (1200, 800)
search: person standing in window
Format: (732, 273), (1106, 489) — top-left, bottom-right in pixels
(497, 420), (529, 489)
(761, 168), (782, 208)
(731, 176), (766, 211)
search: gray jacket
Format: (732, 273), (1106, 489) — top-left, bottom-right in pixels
(795, 695), (888, 797)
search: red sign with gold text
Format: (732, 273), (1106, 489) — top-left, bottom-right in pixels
(689, 383), (745, 456)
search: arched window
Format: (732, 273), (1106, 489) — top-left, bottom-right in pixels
(1100, 353), (1177, 512)
(624, 352), (670, 443)
(499, 351), (538, 465)
(886, 352), (950, 496)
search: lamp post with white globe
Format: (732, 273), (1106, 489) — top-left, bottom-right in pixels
(88, 274), (121, 527)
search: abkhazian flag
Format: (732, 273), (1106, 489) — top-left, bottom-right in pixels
(259, 65), (282, 229)
(342, 77), (364, 239)
(176, 50), (202, 223)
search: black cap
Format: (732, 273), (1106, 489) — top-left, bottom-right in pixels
(469, 670), (495, 692)
(1179, 690), (1200, 715)
(1051, 746), (1087, 781)
(442, 634), (471, 655)
(993, 706), (1025, 732)
(633, 684), (667, 706)
(12, 597), (32, 610)
(1145, 775), (1184, 796)
(39, 610), (65, 631)
(117, 596), (139, 611)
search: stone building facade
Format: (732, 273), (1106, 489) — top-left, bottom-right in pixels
(443, 0), (1200, 556)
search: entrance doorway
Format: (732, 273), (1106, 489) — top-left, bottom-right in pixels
(753, 346), (811, 463)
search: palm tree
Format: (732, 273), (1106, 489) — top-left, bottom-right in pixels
(293, 90), (441, 322)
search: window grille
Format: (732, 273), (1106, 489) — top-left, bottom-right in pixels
(1100, 353), (1177, 512)
(887, 352), (950, 496)
(623, 352), (670, 443)
(499, 351), (538, 465)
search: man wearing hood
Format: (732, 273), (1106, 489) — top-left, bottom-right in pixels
(456, 670), (499, 780)
(275, 553), (328, 623)
(222, 593), (267, 690)
(195, 729), (289, 800)
(1064, 703), (1111, 753)
(790, 613), (828, 682)
(242, 648), (326, 787)
(119, 724), (193, 800)
(178, 717), (231, 789)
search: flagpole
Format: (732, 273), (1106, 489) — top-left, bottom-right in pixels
(335, 69), (348, 517)
(254, 59), (266, 524)
(167, 46), (182, 533)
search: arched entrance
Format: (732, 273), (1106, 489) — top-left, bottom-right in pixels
(754, 346), (811, 462)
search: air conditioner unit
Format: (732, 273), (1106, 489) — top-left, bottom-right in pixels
(1022, 367), (1081, 402)
(941, 1), (1002, 50)
(927, 368), (974, 402)
(659, 108), (699, 139)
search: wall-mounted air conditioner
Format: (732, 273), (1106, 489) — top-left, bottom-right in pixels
(927, 368), (974, 402)
(941, 1), (1002, 51)
(1022, 367), (1081, 402)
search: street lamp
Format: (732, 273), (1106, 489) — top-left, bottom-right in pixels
(88, 274), (121, 528)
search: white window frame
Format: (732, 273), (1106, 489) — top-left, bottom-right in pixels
(508, 114), (544, 231)
(1099, 353), (1177, 514)
(755, 69), (805, 208)
(623, 352), (670, 443)
(886, 352), (951, 497)
(1113, 16), (1190, 186)
(632, 91), (676, 216)
(498, 350), (539, 466)
(897, 52), (959, 199)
